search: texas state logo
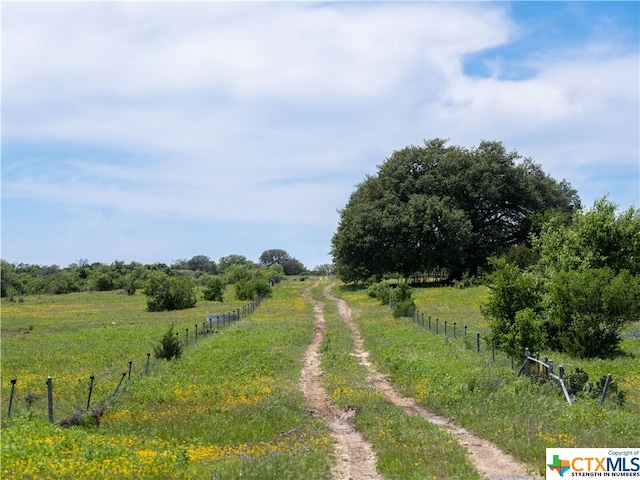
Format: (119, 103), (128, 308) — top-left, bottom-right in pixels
(546, 448), (640, 478)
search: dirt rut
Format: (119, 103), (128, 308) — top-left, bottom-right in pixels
(323, 284), (543, 480)
(301, 291), (382, 480)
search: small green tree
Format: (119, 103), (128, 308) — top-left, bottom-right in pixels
(203, 277), (225, 302)
(154, 323), (182, 360)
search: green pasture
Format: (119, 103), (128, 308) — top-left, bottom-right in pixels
(1, 281), (334, 479)
(336, 285), (640, 476)
(2, 280), (638, 479)
(1, 287), (252, 421)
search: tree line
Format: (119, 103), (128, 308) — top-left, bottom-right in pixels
(1, 250), (334, 300)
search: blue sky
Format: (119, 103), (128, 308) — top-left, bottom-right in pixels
(2, 1), (638, 270)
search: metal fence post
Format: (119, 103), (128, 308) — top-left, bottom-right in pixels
(7, 379), (17, 419)
(113, 372), (127, 397)
(436, 318), (439, 334)
(146, 353), (151, 375)
(128, 361), (133, 380)
(453, 322), (456, 338)
(444, 321), (447, 336)
(476, 332), (480, 352)
(46, 376), (54, 423)
(524, 348), (530, 377)
(600, 373), (612, 405)
(87, 375), (95, 409)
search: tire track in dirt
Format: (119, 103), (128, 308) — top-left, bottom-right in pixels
(301, 286), (382, 480)
(323, 284), (543, 480)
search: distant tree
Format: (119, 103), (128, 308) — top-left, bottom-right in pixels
(218, 254), (250, 273)
(332, 139), (579, 282)
(1, 260), (15, 297)
(222, 264), (252, 284)
(313, 264), (335, 276)
(267, 263), (285, 283)
(187, 255), (217, 273)
(282, 258), (306, 275)
(259, 249), (291, 267)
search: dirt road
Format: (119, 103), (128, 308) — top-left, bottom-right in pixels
(301, 281), (542, 480)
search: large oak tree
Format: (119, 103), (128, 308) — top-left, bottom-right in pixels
(331, 139), (580, 282)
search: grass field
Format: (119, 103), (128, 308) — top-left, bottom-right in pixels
(1, 280), (638, 479)
(2, 281), (334, 479)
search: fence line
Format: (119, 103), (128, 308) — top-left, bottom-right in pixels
(401, 302), (517, 371)
(399, 304), (617, 406)
(5, 294), (266, 424)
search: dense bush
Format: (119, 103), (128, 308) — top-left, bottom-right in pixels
(235, 277), (271, 301)
(484, 198), (640, 359)
(142, 273), (196, 312)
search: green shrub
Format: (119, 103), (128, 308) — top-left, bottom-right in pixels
(367, 281), (390, 304)
(390, 282), (415, 318)
(235, 277), (271, 301)
(143, 273), (196, 312)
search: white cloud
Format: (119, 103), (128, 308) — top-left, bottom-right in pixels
(2, 1), (638, 267)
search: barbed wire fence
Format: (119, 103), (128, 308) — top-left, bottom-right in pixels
(4, 294), (266, 425)
(392, 297), (624, 407)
